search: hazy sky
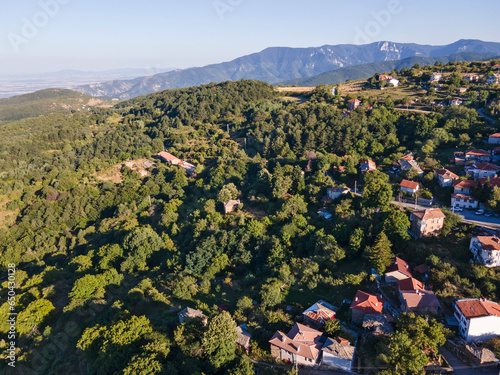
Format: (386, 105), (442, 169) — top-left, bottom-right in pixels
(1, 0), (500, 75)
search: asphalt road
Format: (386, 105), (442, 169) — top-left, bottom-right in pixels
(439, 347), (499, 375)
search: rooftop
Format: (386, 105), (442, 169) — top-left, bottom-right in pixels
(453, 180), (477, 189)
(435, 169), (459, 179)
(411, 208), (445, 221)
(350, 290), (385, 315)
(400, 179), (420, 190)
(269, 323), (323, 361)
(466, 149), (490, 157)
(401, 290), (441, 309)
(386, 257), (412, 278)
(456, 299), (500, 319)
(476, 236), (500, 251)
(469, 163), (500, 171)
(322, 337), (355, 360)
(398, 277), (425, 291)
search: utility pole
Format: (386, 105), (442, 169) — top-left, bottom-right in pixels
(355, 180), (357, 195)
(227, 123), (230, 134)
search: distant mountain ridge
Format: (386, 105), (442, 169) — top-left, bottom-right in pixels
(74, 39), (500, 99)
(281, 52), (499, 86)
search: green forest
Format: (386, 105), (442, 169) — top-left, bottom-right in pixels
(1, 60), (500, 375)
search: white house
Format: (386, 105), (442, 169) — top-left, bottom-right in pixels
(321, 337), (356, 372)
(470, 236), (500, 268)
(488, 133), (500, 144)
(450, 98), (463, 106)
(454, 299), (500, 342)
(451, 193), (478, 209)
(453, 180), (477, 195)
(465, 163), (500, 179)
(399, 158), (424, 177)
(327, 186), (350, 200)
(431, 73), (442, 82)
(399, 179), (420, 195)
(435, 169), (459, 187)
(487, 74), (500, 84)
(465, 150), (491, 163)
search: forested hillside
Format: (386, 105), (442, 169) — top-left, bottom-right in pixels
(1, 61), (500, 374)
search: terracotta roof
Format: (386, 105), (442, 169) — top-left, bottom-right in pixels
(478, 177), (500, 188)
(322, 337), (355, 361)
(456, 299), (500, 319)
(348, 99), (361, 103)
(411, 208), (445, 221)
(490, 133), (500, 138)
(401, 290), (441, 310)
(466, 149), (490, 157)
(414, 264), (430, 274)
(435, 169), (459, 179)
(350, 290), (385, 314)
(400, 153), (414, 161)
(400, 179), (420, 190)
(269, 323), (323, 361)
(476, 236), (500, 251)
(157, 151), (179, 162)
(398, 277), (425, 291)
(360, 160), (376, 171)
(468, 163), (500, 171)
(453, 180), (477, 189)
(386, 257), (412, 278)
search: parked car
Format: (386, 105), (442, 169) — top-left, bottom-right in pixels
(453, 206), (463, 212)
(475, 209), (485, 215)
(485, 211), (495, 217)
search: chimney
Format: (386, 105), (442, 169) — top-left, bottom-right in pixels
(355, 297), (358, 302)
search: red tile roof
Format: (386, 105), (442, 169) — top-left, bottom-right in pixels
(348, 99), (361, 103)
(451, 193), (476, 201)
(435, 169), (459, 179)
(400, 179), (420, 190)
(456, 299), (500, 319)
(478, 177), (500, 188)
(453, 180), (477, 189)
(411, 208), (445, 221)
(385, 257), (412, 278)
(490, 133), (500, 138)
(398, 277), (425, 291)
(401, 290), (441, 310)
(157, 151), (179, 162)
(269, 323), (323, 361)
(476, 236), (500, 251)
(350, 290), (385, 314)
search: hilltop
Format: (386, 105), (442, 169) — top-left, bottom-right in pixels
(0, 88), (110, 124)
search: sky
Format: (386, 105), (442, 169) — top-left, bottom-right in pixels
(1, 0), (500, 75)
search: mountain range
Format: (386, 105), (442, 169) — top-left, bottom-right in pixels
(74, 39), (500, 99)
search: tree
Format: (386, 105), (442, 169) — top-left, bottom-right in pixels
(202, 311), (238, 368)
(364, 232), (394, 274)
(17, 299), (55, 335)
(363, 170), (393, 208)
(387, 331), (428, 374)
(440, 207), (462, 236)
(260, 278), (284, 308)
(217, 183), (238, 203)
(323, 319), (341, 336)
(174, 317), (206, 357)
(277, 195), (307, 219)
(383, 210), (410, 243)
(315, 234), (346, 263)
(226, 357), (254, 375)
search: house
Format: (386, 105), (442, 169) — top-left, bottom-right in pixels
(347, 99), (361, 110)
(359, 159), (376, 174)
(385, 257), (412, 283)
(465, 149), (491, 163)
(410, 208), (446, 238)
(450, 98), (463, 106)
(398, 277), (424, 292)
(321, 337), (356, 372)
(414, 263), (430, 280)
(488, 133), (500, 144)
(457, 87), (467, 95)
(470, 236), (500, 268)
(223, 200), (241, 214)
(487, 74), (500, 84)
(453, 180), (477, 195)
(157, 151), (181, 165)
(493, 147), (500, 161)
(269, 323), (324, 366)
(302, 300), (336, 328)
(388, 78), (400, 87)
(454, 299), (500, 342)
(178, 307), (208, 325)
(399, 158), (424, 177)
(399, 290), (441, 315)
(318, 207), (333, 220)
(399, 179), (420, 195)
(465, 163), (500, 179)
(236, 324), (252, 353)
(477, 177), (500, 188)
(451, 193), (479, 209)
(431, 73), (442, 82)
(435, 169), (459, 187)
(327, 186), (350, 200)
(350, 290), (385, 325)
(362, 314), (394, 336)
(462, 74), (480, 82)
(493, 64), (500, 70)
(179, 160), (196, 176)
